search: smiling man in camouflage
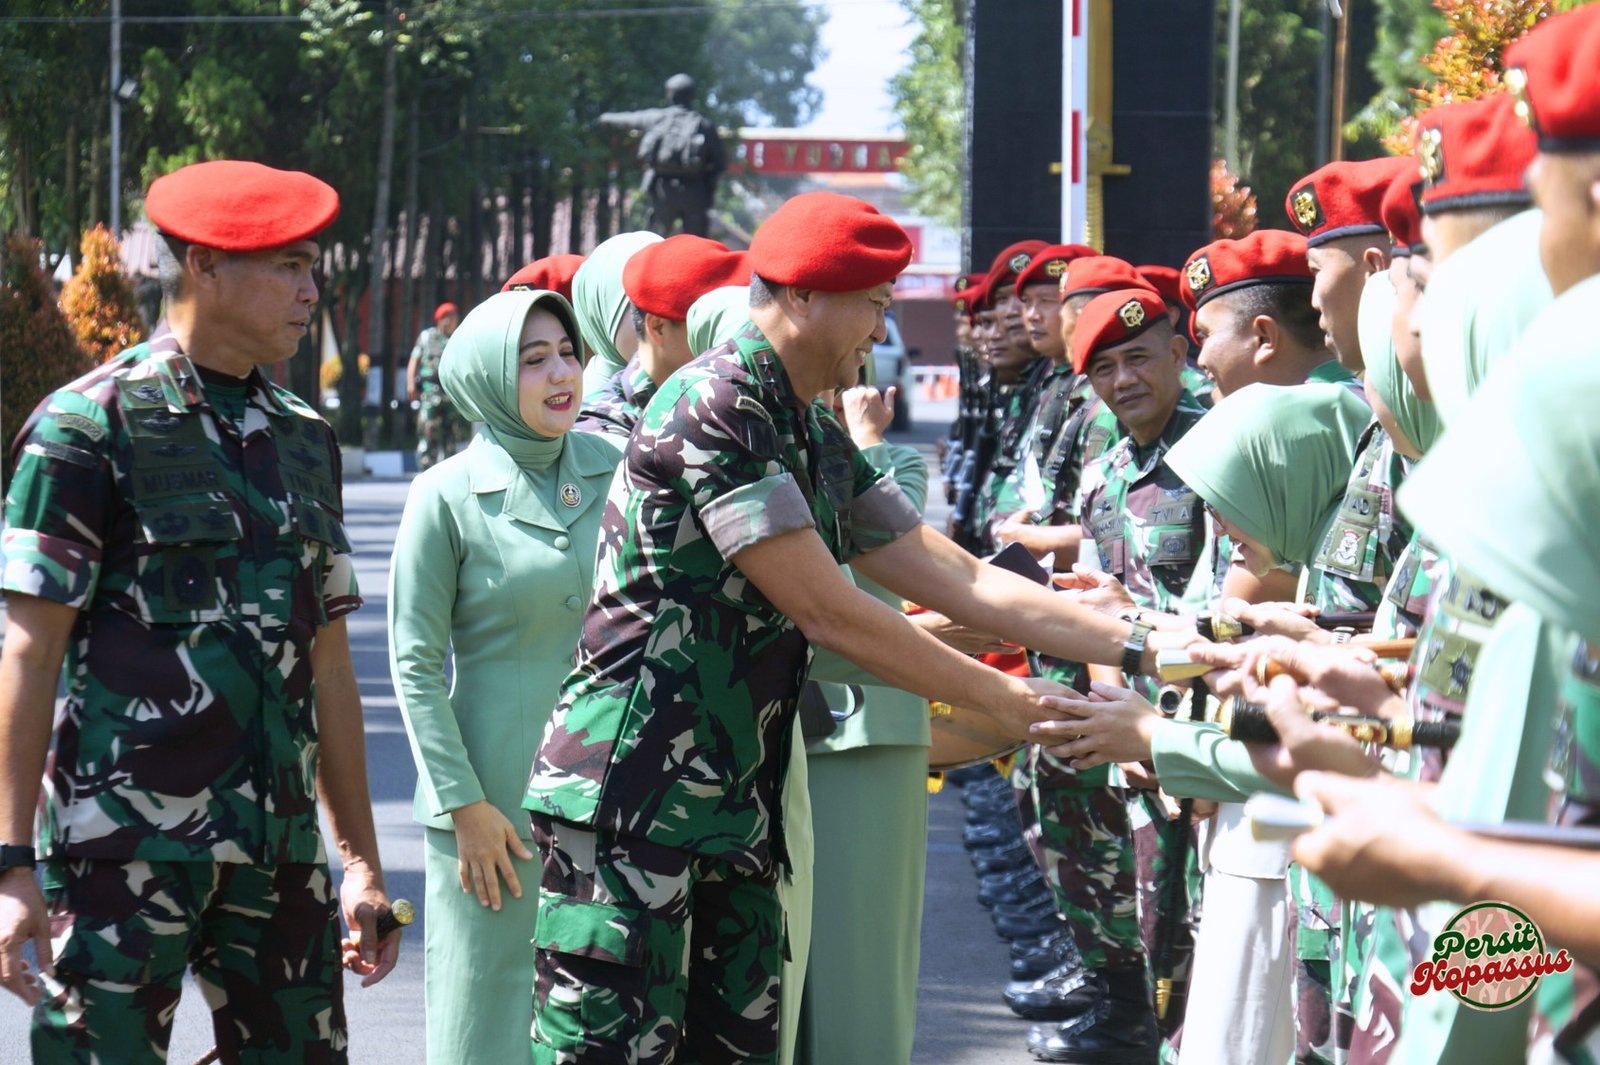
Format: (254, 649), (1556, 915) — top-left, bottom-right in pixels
(522, 191), (1177, 1064)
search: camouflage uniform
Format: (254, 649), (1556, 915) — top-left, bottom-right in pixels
(1009, 379), (1121, 921)
(1294, 557), (1386, 1065)
(412, 325), (469, 468)
(988, 362), (1080, 522)
(522, 325), (920, 1064)
(574, 353), (657, 441)
(1531, 641), (1600, 1065)
(2, 336), (360, 1060)
(1027, 396), (1207, 1015)
(1346, 559), (1512, 1064)
(974, 356), (1051, 549)
(1309, 420), (1415, 630)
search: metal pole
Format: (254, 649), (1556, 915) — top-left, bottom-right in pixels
(1331, 0), (1352, 161)
(110, 0), (121, 233)
(1315, 2), (1332, 167)
(1224, 0), (1241, 174)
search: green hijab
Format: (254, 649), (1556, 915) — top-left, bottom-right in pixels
(1360, 270), (1442, 455)
(1418, 209), (1550, 426)
(1164, 382), (1369, 566)
(440, 289), (579, 468)
(573, 230), (662, 389)
(686, 285), (752, 356)
(1399, 274), (1600, 645)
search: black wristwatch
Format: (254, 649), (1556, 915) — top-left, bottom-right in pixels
(0, 844), (36, 871)
(1121, 614), (1154, 676)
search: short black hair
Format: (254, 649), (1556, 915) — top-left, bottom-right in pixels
(748, 272), (786, 309)
(155, 235), (190, 302)
(1227, 283), (1324, 352)
(630, 302), (647, 340)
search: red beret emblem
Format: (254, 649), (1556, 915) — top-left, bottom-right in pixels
(1118, 299), (1147, 330)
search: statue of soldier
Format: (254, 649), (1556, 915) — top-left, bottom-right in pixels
(600, 73), (726, 238)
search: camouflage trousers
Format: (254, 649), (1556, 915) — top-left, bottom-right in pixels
(416, 398), (469, 470)
(1025, 748), (1143, 972)
(32, 858), (346, 1064)
(530, 814), (784, 1065)
(1289, 864), (1348, 1064)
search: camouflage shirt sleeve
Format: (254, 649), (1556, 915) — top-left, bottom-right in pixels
(2, 389), (115, 609)
(664, 379), (818, 561)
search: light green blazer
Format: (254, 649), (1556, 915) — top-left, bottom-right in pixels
(389, 431), (622, 838)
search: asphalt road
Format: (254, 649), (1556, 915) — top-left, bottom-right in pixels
(1, 393), (1052, 1063)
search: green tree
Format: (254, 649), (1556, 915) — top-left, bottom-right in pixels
(890, 0), (965, 228)
(1216, 0), (1327, 225)
(0, 234), (95, 483)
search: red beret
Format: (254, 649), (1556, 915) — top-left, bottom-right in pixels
(1135, 265), (1185, 308)
(1505, 4), (1600, 152)
(953, 271), (987, 318)
(985, 240), (1052, 292)
(1015, 244), (1097, 292)
(145, 160), (339, 251)
(748, 192), (912, 292)
(1380, 167), (1426, 257)
(502, 254), (586, 300)
(1071, 289), (1170, 374)
(1416, 94), (1535, 214)
(1182, 230), (1313, 311)
(623, 235), (749, 321)
(1285, 156), (1415, 246)
(1060, 255), (1155, 301)
(433, 302), (459, 323)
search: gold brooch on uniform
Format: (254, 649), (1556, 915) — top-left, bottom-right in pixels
(560, 483), (581, 507)
(1185, 256), (1213, 295)
(1045, 259), (1067, 279)
(1418, 127), (1445, 186)
(1118, 299), (1147, 329)
(1009, 252), (1032, 274)
(1291, 186), (1323, 231)
(1505, 66), (1534, 130)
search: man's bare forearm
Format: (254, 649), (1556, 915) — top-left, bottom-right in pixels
(0, 597), (76, 844)
(854, 525), (1131, 669)
(310, 619), (384, 882)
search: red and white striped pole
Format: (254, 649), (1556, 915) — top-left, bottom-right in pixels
(1060, 0), (1089, 245)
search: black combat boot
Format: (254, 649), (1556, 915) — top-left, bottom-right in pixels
(1011, 931), (1075, 979)
(1003, 956), (1100, 1020)
(969, 839), (1032, 875)
(978, 867), (1049, 909)
(1025, 966), (1160, 1064)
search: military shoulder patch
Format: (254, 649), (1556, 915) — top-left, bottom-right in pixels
(734, 394), (774, 422)
(55, 412), (106, 443)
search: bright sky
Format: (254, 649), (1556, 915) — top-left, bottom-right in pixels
(799, 0), (918, 135)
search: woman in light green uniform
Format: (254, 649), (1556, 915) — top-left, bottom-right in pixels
(389, 289), (622, 1063)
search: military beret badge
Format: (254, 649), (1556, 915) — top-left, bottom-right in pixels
(1118, 299), (1147, 330)
(1185, 256), (1213, 296)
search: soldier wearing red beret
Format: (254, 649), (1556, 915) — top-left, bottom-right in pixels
(522, 190), (1190, 1064)
(1285, 156), (1414, 373)
(1183, 230), (1351, 401)
(0, 160), (401, 1055)
(408, 300), (469, 470)
(576, 235), (748, 440)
